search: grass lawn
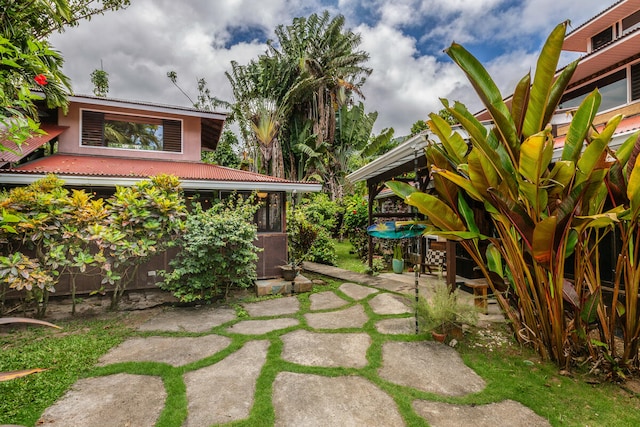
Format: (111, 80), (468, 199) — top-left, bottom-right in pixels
(333, 238), (369, 273)
(1, 255), (639, 426)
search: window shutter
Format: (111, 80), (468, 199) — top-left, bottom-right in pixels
(81, 111), (104, 146)
(632, 63), (640, 101)
(591, 27), (613, 51)
(162, 119), (182, 152)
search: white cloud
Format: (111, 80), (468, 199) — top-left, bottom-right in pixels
(47, 0), (612, 137)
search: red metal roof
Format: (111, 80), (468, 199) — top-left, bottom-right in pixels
(7, 154), (300, 183)
(0, 124), (68, 164)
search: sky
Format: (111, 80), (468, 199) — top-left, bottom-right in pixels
(48, 0), (608, 137)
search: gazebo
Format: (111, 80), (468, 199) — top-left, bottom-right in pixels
(346, 131), (458, 286)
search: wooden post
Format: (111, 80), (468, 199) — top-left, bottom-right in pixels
(446, 239), (456, 290)
(367, 181), (375, 269)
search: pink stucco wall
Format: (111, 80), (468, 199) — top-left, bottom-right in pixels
(57, 102), (202, 161)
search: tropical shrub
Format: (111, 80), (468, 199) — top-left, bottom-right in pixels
(341, 194), (369, 258)
(92, 175), (186, 308)
(307, 227), (337, 265)
(300, 193), (341, 235)
(388, 21), (640, 374)
(0, 174), (186, 314)
(159, 195), (260, 302)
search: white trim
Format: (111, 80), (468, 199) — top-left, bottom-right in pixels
(79, 108), (184, 154)
(68, 94), (227, 120)
(347, 123), (481, 184)
(0, 173), (322, 193)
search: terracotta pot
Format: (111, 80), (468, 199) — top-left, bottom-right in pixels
(431, 331), (446, 342)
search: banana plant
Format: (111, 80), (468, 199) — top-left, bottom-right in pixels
(604, 131), (640, 370)
(388, 21), (625, 369)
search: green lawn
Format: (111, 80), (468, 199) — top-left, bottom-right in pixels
(2, 258), (639, 426)
(333, 238), (368, 273)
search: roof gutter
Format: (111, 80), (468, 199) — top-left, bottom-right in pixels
(0, 173), (323, 193)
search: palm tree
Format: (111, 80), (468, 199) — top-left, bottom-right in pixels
(226, 10), (372, 187)
(271, 11), (371, 151)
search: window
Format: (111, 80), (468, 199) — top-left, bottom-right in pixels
(623, 10), (640, 34)
(255, 193), (282, 232)
(560, 69), (627, 111)
(591, 26), (613, 51)
(81, 110), (182, 152)
(632, 63), (640, 101)
(219, 191), (283, 233)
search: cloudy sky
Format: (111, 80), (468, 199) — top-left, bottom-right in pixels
(49, 0), (607, 136)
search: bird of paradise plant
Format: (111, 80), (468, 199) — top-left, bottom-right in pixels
(388, 21), (637, 371)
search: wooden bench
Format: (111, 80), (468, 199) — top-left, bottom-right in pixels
(460, 277), (490, 314)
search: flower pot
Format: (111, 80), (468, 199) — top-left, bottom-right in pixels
(431, 331), (446, 342)
(280, 266), (298, 281)
(392, 258), (404, 274)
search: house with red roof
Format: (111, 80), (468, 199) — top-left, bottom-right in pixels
(0, 94), (321, 285)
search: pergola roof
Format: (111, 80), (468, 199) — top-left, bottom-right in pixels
(346, 132), (429, 185)
(347, 124), (477, 186)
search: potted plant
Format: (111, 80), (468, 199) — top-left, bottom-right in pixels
(279, 263), (300, 281)
(392, 244), (404, 274)
(415, 282), (478, 342)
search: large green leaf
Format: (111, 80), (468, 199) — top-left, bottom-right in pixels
(627, 160), (640, 215)
(445, 43), (517, 151)
(486, 188), (535, 248)
(580, 291), (601, 324)
(427, 146), (459, 209)
(519, 131), (553, 185)
(458, 192), (480, 234)
(432, 167), (484, 201)
(614, 132), (640, 167)
(468, 149), (498, 197)
(562, 90), (600, 163)
(428, 113), (467, 164)
(533, 215), (557, 264)
(385, 180), (418, 200)
(522, 21), (567, 138)
(543, 59), (579, 126)
(592, 114), (622, 145)
(486, 242), (503, 276)
(511, 73), (531, 138)
(575, 136), (607, 187)
(546, 160), (575, 197)
(405, 192), (467, 231)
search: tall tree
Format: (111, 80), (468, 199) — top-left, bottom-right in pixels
(226, 10), (372, 188)
(1, 0), (129, 147)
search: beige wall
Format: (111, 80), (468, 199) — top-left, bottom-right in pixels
(57, 102), (202, 161)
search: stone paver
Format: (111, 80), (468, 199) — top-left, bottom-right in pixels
(98, 335), (231, 367)
(137, 306), (236, 332)
(227, 318), (298, 334)
(369, 293), (412, 315)
(243, 296), (300, 317)
(338, 282), (378, 300)
(305, 304), (368, 329)
(281, 329), (370, 368)
(379, 341), (486, 396)
(309, 291), (348, 310)
(412, 399), (552, 427)
(376, 317), (417, 335)
(184, 340), (269, 426)
(38, 373), (165, 427)
(273, 372), (405, 427)
(31, 265), (548, 427)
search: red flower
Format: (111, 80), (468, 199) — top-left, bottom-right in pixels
(352, 210), (357, 214)
(34, 74), (48, 85)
